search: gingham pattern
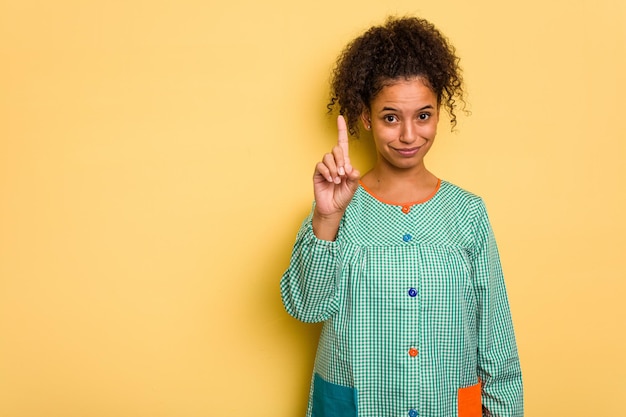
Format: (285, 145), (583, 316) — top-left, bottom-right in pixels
(281, 181), (523, 417)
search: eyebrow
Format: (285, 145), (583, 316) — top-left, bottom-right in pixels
(379, 104), (434, 112)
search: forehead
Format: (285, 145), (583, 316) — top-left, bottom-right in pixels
(372, 77), (438, 108)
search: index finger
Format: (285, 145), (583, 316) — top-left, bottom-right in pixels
(337, 115), (352, 172)
(337, 115), (349, 153)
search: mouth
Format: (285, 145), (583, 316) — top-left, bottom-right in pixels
(393, 146), (421, 157)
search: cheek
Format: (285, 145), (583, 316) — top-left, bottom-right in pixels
(421, 124), (437, 140)
(431, 125), (438, 139)
(372, 126), (395, 143)
(429, 116), (440, 137)
(424, 112), (439, 132)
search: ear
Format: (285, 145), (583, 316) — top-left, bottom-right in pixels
(360, 109), (372, 130)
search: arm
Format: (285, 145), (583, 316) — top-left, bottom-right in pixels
(280, 116), (360, 323)
(471, 199), (524, 417)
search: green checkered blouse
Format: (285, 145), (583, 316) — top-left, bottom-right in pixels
(280, 180), (523, 417)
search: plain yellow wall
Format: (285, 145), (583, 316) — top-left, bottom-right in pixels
(1, 0), (625, 416)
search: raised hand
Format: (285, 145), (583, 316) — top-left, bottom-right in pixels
(312, 116), (361, 240)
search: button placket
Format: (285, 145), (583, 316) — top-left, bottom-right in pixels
(400, 212), (419, 417)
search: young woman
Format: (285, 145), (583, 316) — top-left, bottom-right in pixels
(281, 16), (523, 417)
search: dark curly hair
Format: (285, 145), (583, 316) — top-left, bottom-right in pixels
(328, 16), (466, 136)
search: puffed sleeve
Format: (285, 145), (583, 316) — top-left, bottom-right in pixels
(280, 212), (343, 323)
(470, 199), (524, 417)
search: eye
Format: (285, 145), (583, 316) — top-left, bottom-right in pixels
(383, 114), (398, 123)
(418, 112), (431, 121)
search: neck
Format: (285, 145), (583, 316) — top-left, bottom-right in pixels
(360, 161), (439, 203)
(369, 160), (434, 186)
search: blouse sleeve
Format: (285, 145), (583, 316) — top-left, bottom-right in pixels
(280, 212), (343, 323)
(470, 199), (524, 417)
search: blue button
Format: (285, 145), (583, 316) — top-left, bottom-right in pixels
(408, 409), (418, 417)
(408, 288), (417, 297)
(402, 234), (412, 242)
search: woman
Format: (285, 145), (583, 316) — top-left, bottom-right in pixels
(280, 16), (523, 417)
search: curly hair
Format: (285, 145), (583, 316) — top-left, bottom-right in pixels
(328, 16), (466, 136)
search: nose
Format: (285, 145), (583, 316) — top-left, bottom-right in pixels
(399, 122), (416, 144)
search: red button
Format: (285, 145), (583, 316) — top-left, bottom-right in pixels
(402, 206), (411, 214)
(408, 347), (418, 357)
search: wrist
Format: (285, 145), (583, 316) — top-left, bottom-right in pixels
(311, 209), (343, 241)
(313, 206), (344, 222)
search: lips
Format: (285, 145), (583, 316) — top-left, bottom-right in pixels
(394, 146), (421, 157)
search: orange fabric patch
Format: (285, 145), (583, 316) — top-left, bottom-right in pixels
(458, 381), (482, 417)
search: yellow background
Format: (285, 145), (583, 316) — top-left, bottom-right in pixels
(1, 0), (625, 416)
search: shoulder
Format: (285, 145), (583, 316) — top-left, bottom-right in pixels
(436, 180), (486, 213)
(435, 181), (494, 244)
(439, 180), (481, 201)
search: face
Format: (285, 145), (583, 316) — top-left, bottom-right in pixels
(361, 77), (439, 173)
